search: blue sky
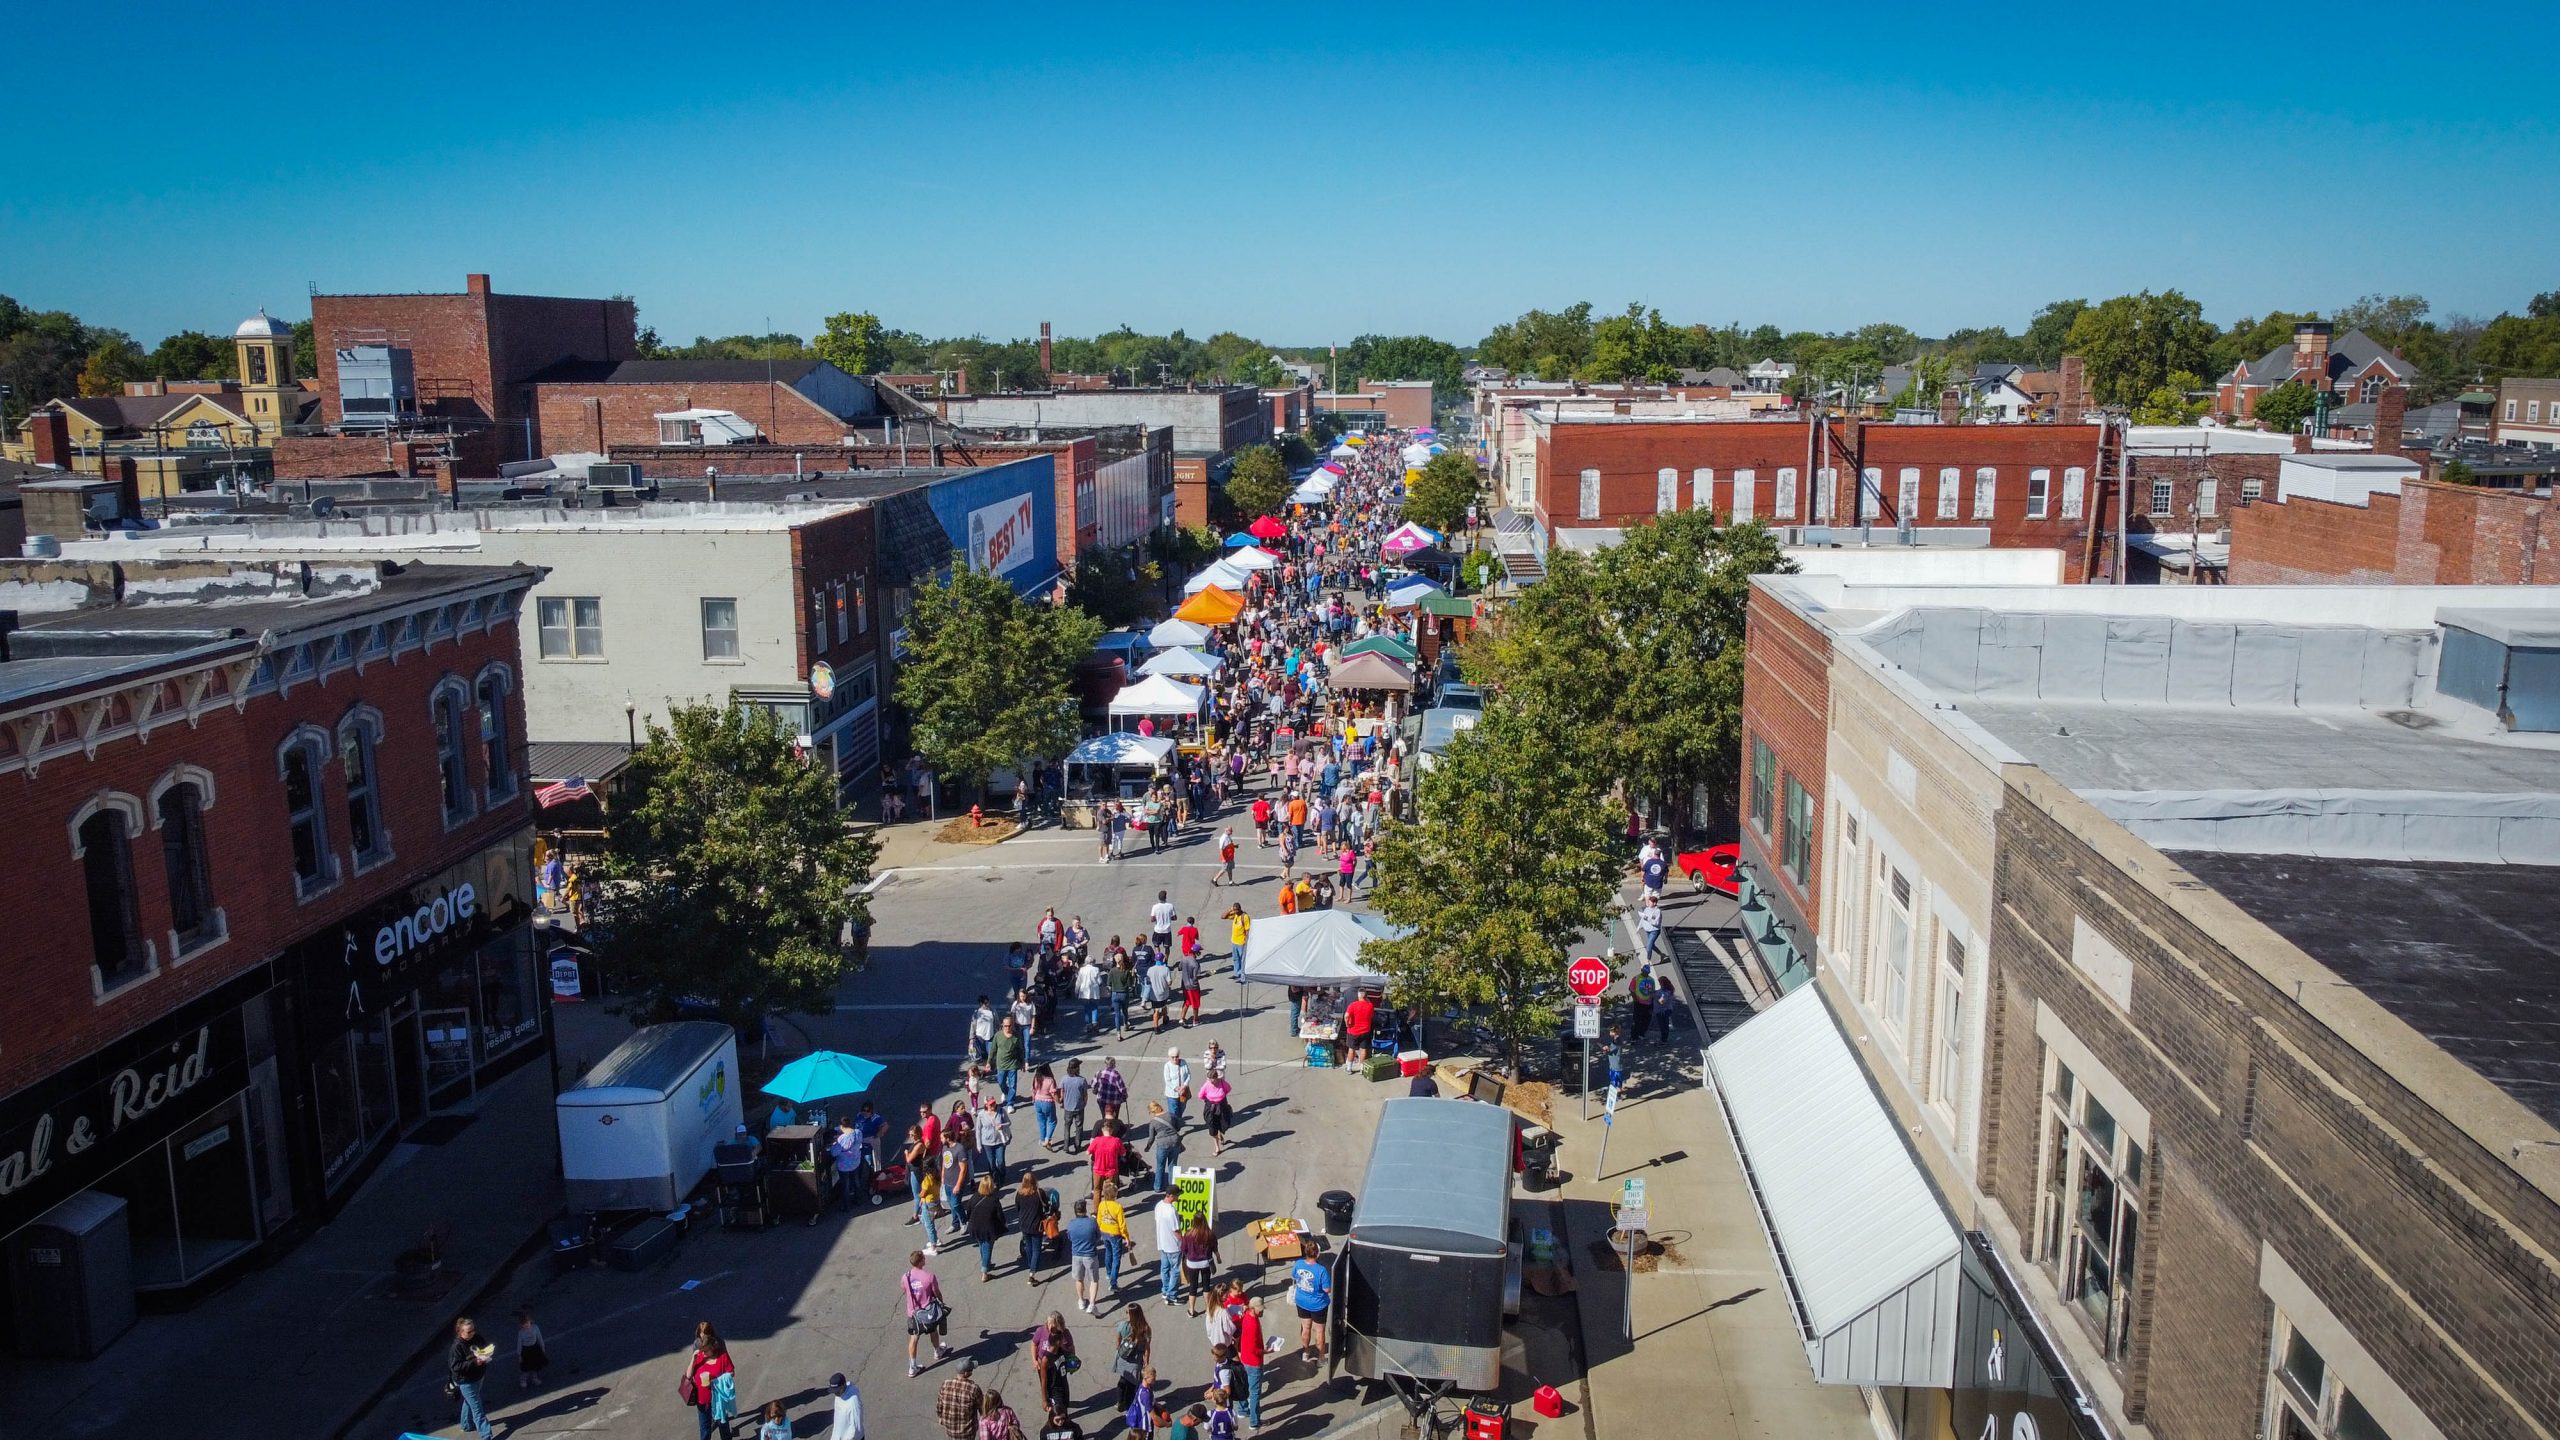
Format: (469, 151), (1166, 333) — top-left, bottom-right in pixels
(8, 2), (2555, 349)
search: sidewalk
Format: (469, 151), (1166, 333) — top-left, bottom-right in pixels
(0, 1056), (564, 1440)
(1528, 908), (1870, 1440)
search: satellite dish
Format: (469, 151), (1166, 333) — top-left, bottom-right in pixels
(311, 495), (339, 517)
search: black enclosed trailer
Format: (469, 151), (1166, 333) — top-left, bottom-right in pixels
(1337, 1097), (1513, 1394)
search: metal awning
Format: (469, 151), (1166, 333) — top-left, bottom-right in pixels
(1707, 983), (1960, 1387)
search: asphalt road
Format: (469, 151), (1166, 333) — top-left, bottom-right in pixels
(355, 818), (1418, 1440)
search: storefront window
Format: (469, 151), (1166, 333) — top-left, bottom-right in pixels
(313, 1017), (399, 1191)
(475, 932), (542, 1063)
(94, 1095), (261, 1289)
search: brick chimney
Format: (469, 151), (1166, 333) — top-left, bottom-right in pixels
(29, 409), (71, 467)
(1039, 322), (1053, 377)
(2057, 356), (2086, 423)
(2371, 384), (2408, 457)
(2292, 322), (2333, 389)
(466, 272), (491, 298)
(1938, 386), (1963, 426)
(434, 458), (459, 505)
(100, 453), (141, 520)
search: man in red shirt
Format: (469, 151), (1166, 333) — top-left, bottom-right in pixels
(1343, 991), (1376, 1064)
(1086, 1122), (1127, 1199)
(1235, 1298), (1267, 1426)
(1251, 795), (1274, 847)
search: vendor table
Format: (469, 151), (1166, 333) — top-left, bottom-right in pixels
(761, 1125), (829, 1221)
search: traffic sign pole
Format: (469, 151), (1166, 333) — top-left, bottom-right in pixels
(1568, 956), (1609, 1122)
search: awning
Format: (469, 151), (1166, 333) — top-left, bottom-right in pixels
(1416, 593), (1475, 620)
(1706, 984), (1960, 1387)
(1106, 675), (1205, 716)
(1185, 561), (1253, 594)
(1139, 646), (1224, 678)
(1174, 585), (1245, 625)
(1147, 618), (1210, 648)
(1340, 634), (1418, 662)
(1224, 546), (1282, 572)
(1067, 732), (1177, 767)
(1328, 651), (1414, 691)
(1236, 910), (1405, 986)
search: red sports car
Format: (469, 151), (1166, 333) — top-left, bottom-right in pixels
(1678, 843), (1740, 896)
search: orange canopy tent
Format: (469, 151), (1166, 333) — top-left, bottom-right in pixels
(1174, 584), (1246, 625)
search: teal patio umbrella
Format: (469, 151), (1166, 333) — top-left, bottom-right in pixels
(760, 1050), (886, 1105)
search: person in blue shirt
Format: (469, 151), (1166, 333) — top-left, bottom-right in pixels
(1289, 1243), (1332, 1362)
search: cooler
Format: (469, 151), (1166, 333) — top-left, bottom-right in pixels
(1397, 1049), (1428, 1078)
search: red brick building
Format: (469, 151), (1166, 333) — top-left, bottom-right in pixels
(1317, 380), (1434, 432)
(2215, 321), (2414, 423)
(2230, 475), (2560, 585)
(311, 273), (637, 459)
(1734, 578), (1832, 984)
(1534, 415), (2117, 580)
(0, 557), (544, 1317)
(532, 359), (898, 456)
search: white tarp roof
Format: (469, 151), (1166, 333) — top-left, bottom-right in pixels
(1235, 910), (1406, 986)
(1139, 646), (1225, 678)
(1147, 618), (1210, 648)
(1066, 732), (1176, 767)
(1706, 984), (1959, 1387)
(1184, 562), (1252, 594)
(1107, 675), (1205, 716)
(1224, 546), (1282, 571)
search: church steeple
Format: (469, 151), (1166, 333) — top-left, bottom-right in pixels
(233, 309), (295, 438)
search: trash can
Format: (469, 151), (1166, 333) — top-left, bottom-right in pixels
(1466, 1395), (1508, 1440)
(1520, 1126), (1557, 1191)
(1317, 1190), (1356, 1238)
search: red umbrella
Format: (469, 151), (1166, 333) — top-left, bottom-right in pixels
(1248, 515), (1287, 540)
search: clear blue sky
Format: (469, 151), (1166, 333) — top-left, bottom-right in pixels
(8, 2), (2554, 349)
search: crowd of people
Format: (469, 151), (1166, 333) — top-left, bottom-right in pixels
(444, 434), (1451, 1440)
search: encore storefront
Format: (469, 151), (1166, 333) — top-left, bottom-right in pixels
(280, 833), (546, 1205)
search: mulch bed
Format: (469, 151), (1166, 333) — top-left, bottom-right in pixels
(934, 817), (1023, 845)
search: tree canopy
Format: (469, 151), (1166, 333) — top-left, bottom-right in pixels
(894, 561), (1100, 789)
(1362, 702), (1623, 1075)
(1464, 509), (1792, 826)
(1403, 450), (1478, 536)
(1222, 445), (1292, 520)
(2064, 290), (2218, 407)
(2132, 370), (2210, 425)
(2250, 380), (2318, 434)
(814, 312), (890, 375)
(589, 700), (877, 1029)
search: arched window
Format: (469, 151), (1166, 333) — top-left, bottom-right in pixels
(340, 706), (391, 870)
(477, 664), (518, 804)
(157, 780), (217, 951)
(432, 678), (475, 824)
(279, 727), (335, 897)
(71, 793), (150, 989)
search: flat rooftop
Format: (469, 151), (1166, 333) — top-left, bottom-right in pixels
(2172, 852), (2560, 1127)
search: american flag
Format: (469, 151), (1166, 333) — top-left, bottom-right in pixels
(535, 776), (592, 808)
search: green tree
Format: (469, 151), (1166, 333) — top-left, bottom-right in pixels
(290, 318), (318, 379)
(2021, 300), (2089, 367)
(814, 312), (889, 375)
(1066, 547), (1160, 630)
(2207, 310), (2319, 381)
(1477, 303), (1595, 378)
(77, 335), (145, 396)
(895, 562), (1100, 794)
(2132, 369), (2209, 425)
(0, 298), (92, 423)
(2439, 459), (2478, 486)
(590, 700), (877, 1030)
(1223, 445), (1291, 520)
(2065, 291), (2217, 406)
(1594, 511), (1793, 825)
(145, 330), (234, 381)
(2252, 380), (2318, 434)
(1362, 704), (1623, 1075)
(1404, 450), (1478, 535)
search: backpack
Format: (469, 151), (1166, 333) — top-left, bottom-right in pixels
(1041, 1187), (1063, 1239)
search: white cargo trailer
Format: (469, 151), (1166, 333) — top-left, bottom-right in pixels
(556, 1022), (741, 1212)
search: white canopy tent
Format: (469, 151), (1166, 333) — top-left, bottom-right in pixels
(1235, 910), (1407, 987)
(1401, 442), (1433, 468)
(1139, 646), (1224, 678)
(1064, 732), (1176, 806)
(1224, 546), (1282, 571)
(1330, 442), (1360, 458)
(1289, 479), (1337, 505)
(1106, 675), (1206, 717)
(1147, 618), (1211, 648)
(1183, 561), (1253, 594)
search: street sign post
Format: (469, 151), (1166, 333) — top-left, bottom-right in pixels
(1615, 1177), (1649, 1340)
(1571, 956), (1609, 1120)
(1596, 1083), (1623, 1177)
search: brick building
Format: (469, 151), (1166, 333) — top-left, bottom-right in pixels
(0, 556), (543, 1330)
(2229, 471), (2560, 585)
(1316, 379), (1434, 432)
(530, 358), (904, 455)
(310, 273), (637, 460)
(2214, 321), (2414, 423)
(1530, 413), (2117, 579)
(930, 386), (1269, 528)
(2495, 376), (2560, 450)
(1734, 585), (1830, 986)
(1719, 576), (2560, 1440)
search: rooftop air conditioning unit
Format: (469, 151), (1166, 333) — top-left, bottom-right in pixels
(586, 463), (655, 496)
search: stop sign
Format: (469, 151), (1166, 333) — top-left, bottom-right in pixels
(1567, 955), (1611, 999)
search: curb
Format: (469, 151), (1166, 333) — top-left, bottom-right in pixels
(327, 1219), (552, 1440)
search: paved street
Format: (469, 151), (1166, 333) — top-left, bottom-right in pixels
(357, 816), (1438, 1440)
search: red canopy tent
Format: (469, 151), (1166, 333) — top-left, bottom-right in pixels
(1248, 515), (1288, 540)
